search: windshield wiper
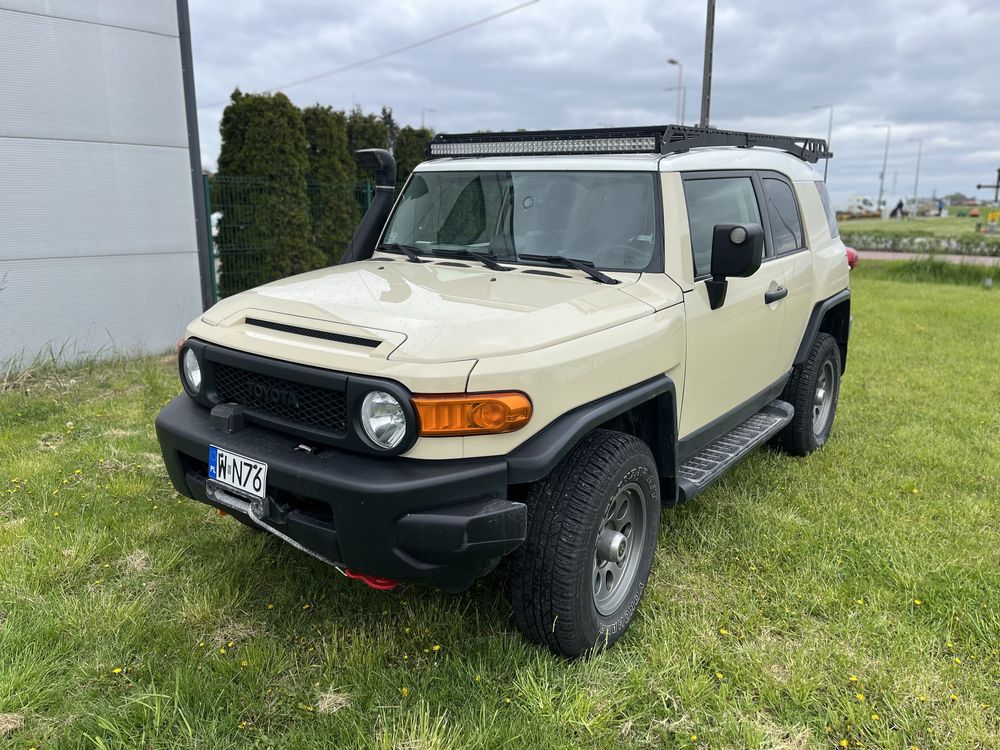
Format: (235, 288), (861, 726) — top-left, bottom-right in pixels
(430, 247), (513, 272)
(376, 243), (428, 263)
(517, 254), (620, 285)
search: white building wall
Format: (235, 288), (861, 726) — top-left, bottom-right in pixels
(0, 1), (203, 365)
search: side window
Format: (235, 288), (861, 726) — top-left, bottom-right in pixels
(815, 180), (840, 238)
(683, 177), (761, 278)
(762, 178), (804, 254)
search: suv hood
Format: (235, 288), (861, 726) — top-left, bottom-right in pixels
(202, 259), (656, 363)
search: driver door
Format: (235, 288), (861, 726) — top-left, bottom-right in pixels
(678, 172), (789, 446)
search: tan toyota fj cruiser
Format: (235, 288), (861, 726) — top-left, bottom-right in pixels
(157, 125), (851, 657)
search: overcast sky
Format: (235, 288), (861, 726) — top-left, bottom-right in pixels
(188, 0), (999, 209)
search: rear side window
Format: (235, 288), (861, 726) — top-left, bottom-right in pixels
(683, 177), (762, 278)
(815, 180), (840, 238)
(761, 178), (804, 254)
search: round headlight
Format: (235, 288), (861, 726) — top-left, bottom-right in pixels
(182, 348), (202, 393)
(360, 390), (407, 449)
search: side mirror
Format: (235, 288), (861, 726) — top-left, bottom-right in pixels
(705, 223), (764, 309)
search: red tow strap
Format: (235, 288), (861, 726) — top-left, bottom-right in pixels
(343, 568), (399, 591)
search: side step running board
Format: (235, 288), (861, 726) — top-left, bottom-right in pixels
(676, 400), (794, 503)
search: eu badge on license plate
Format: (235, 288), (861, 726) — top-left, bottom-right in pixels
(208, 445), (268, 501)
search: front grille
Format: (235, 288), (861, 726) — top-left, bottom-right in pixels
(212, 363), (348, 435)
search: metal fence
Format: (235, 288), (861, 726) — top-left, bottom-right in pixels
(203, 175), (373, 303)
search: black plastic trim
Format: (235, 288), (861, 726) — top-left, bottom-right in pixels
(795, 289), (851, 369)
(507, 375), (676, 485)
(678, 375), (789, 461)
(245, 318), (381, 348)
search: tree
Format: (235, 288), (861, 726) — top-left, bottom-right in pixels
(944, 192), (968, 206)
(393, 126), (434, 187)
(215, 90), (325, 295)
(303, 105), (360, 264)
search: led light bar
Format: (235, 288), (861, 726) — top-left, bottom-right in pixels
(429, 135), (657, 157)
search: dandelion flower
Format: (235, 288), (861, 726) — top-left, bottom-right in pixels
(715, 672), (724, 679)
(266, 603), (274, 609)
(918, 695), (927, 702)
(691, 735), (698, 742)
(504, 697), (512, 704)
(219, 648), (227, 655)
(431, 644), (441, 652)
(913, 599), (923, 606)
(241, 660), (248, 667)
(111, 667), (123, 674)
(954, 657), (961, 664)
(871, 713), (880, 721)
(198, 641), (205, 647)
(719, 628), (729, 635)
(849, 675), (859, 682)
(950, 694), (958, 702)
(474, 674), (481, 682)
(840, 740), (849, 748)
(856, 693), (865, 702)
(400, 687), (409, 697)
(302, 603), (311, 609)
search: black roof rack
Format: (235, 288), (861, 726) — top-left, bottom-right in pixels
(426, 124), (831, 164)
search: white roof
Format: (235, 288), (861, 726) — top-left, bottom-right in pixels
(415, 147), (823, 181)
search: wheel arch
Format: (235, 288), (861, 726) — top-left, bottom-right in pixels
(506, 375), (678, 499)
(795, 289), (851, 373)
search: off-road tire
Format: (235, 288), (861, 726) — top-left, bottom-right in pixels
(509, 429), (660, 657)
(774, 332), (842, 456)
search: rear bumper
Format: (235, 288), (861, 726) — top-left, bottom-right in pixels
(155, 395), (525, 591)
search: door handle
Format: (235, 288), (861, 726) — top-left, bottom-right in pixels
(764, 286), (789, 304)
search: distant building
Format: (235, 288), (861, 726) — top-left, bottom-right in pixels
(0, 0), (209, 365)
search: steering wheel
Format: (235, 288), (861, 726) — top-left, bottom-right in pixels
(592, 244), (643, 268)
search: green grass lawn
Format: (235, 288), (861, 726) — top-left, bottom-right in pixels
(839, 215), (990, 238)
(2, 270), (999, 749)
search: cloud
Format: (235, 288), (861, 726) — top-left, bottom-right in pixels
(189, 0), (1000, 206)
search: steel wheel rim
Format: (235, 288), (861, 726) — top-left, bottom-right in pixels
(812, 359), (836, 436)
(592, 481), (646, 616)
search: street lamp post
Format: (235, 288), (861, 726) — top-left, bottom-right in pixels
(663, 86), (687, 125)
(667, 58), (684, 124)
(909, 138), (923, 218)
(811, 104), (834, 182)
(876, 124), (892, 219)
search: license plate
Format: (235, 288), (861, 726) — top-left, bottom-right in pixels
(208, 445), (268, 501)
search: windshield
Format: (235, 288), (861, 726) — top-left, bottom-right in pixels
(381, 171), (658, 271)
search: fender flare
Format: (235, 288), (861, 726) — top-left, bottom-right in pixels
(794, 288), (851, 370)
(506, 375), (676, 485)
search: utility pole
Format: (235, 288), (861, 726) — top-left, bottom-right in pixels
(700, 0), (715, 127)
(420, 108), (436, 129)
(668, 58), (684, 124)
(977, 167), (1000, 205)
(876, 125), (891, 219)
(811, 104), (834, 182)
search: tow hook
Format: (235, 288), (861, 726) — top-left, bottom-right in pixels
(342, 568), (399, 591)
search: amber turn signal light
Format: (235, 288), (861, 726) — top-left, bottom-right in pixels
(412, 392), (532, 436)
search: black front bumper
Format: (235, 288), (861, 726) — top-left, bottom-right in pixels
(156, 395), (526, 591)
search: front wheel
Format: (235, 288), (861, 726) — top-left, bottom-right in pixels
(774, 332), (842, 456)
(509, 429), (660, 657)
